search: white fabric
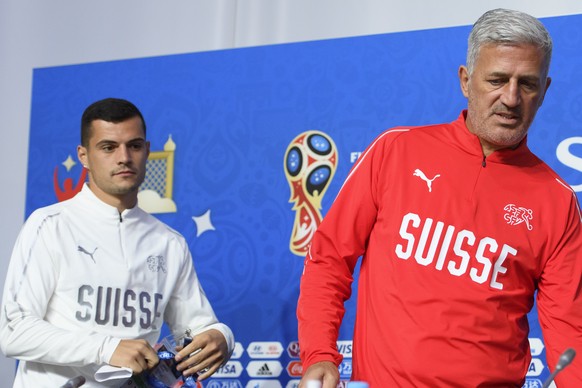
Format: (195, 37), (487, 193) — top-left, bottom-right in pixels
(94, 365), (132, 383)
(0, 184), (233, 387)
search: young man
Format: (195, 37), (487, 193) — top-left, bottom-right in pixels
(298, 9), (582, 387)
(0, 98), (234, 386)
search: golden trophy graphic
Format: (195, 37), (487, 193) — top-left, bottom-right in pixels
(284, 130), (338, 256)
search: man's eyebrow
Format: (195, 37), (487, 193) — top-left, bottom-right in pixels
(94, 139), (118, 146)
(94, 137), (145, 146)
(487, 71), (508, 78)
(487, 71), (540, 82)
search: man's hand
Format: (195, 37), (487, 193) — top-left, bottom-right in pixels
(299, 361), (340, 388)
(174, 329), (229, 380)
(109, 339), (159, 374)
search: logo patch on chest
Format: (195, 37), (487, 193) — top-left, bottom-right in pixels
(77, 245), (97, 263)
(413, 168), (441, 192)
(503, 204), (533, 231)
(147, 255), (167, 273)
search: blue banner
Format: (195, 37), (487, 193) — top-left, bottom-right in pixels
(28, 14), (582, 387)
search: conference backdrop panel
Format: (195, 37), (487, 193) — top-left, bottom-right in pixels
(27, 14), (582, 387)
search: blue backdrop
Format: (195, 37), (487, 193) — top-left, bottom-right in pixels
(27, 13), (582, 388)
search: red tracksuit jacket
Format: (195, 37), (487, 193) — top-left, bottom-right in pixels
(298, 111), (582, 387)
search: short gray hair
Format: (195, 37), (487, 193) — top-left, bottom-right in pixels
(467, 8), (553, 77)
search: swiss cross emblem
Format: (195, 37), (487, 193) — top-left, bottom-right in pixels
(503, 204), (533, 231)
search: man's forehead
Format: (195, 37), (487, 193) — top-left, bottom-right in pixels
(474, 44), (546, 71)
(477, 42), (545, 58)
(94, 136), (146, 145)
(89, 118), (145, 141)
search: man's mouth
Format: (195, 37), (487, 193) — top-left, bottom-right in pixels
(113, 169), (136, 176)
(493, 111), (521, 124)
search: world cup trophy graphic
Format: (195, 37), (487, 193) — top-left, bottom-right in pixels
(284, 130), (338, 256)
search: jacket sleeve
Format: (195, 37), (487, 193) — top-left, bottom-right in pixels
(537, 193), (582, 387)
(0, 213), (120, 366)
(163, 242), (234, 355)
(297, 131), (391, 371)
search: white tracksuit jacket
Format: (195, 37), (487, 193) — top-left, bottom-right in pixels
(0, 184), (234, 387)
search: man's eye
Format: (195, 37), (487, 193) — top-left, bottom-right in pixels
(488, 79), (503, 86)
(521, 81), (537, 91)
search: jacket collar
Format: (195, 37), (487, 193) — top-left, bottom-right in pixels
(450, 110), (535, 165)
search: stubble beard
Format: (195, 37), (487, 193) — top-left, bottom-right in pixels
(105, 170), (146, 196)
(467, 102), (531, 151)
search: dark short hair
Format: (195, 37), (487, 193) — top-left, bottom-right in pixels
(81, 98), (146, 146)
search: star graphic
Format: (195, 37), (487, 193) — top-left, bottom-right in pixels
(62, 155), (77, 172)
(192, 209), (216, 237)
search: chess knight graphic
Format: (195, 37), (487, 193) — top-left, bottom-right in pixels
(284, 130), (338, 256)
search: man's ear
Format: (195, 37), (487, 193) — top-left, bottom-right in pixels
(458, 65), (470, 98)
(538, 76), (552, 107)
(77, 145), (88, 169)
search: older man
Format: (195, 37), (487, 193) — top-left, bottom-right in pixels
(298, 8), (581, 387)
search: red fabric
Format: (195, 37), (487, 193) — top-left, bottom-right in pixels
(297, 111), (582, 387)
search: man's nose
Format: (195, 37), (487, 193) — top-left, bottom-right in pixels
(117, 145), (131, 163)
(499, 81), (521, 107)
